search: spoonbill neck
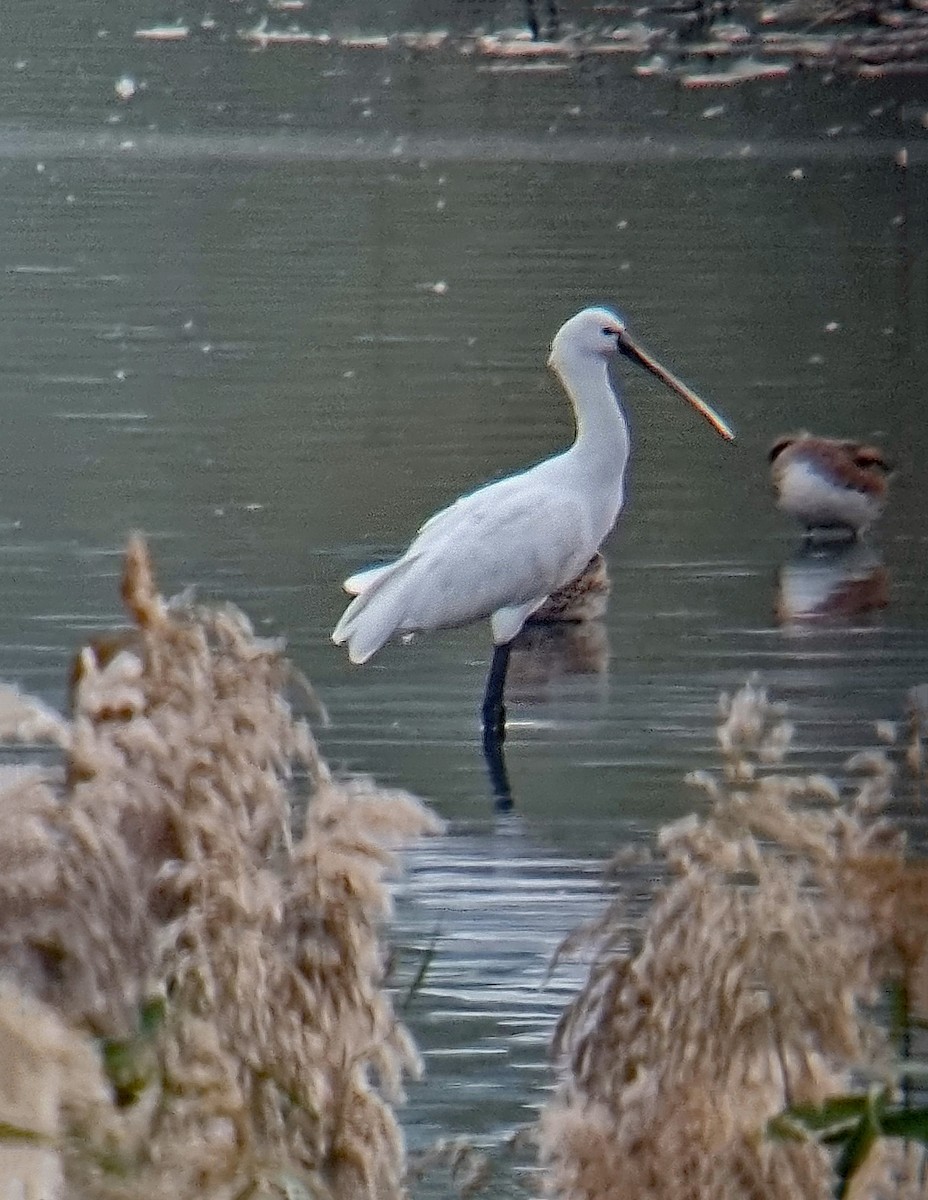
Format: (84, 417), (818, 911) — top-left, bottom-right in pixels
(553, 348), (630, 464)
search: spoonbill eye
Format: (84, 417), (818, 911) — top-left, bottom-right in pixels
(601, 326), (615, 337)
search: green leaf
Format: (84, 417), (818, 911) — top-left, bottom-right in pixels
(100, 1037), (152, 1106)
(879, 1107), (928, 1143)
(138, 994), (166, 1036)
(401, 932), (439, 1011)
(771, 1095), (871, 1138)
(0, 1121), (50, 1144)
(834, 1090), (886, 1200)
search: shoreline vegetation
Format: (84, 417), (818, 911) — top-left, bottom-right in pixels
(1, 540), (927, 1197)
(0, 536), (442, 1200)
(540, 679), (928, 1199)
(131, 3), (928, 87)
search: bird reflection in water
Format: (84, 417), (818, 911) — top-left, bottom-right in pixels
(774, 541), (890, 626)
(483, 554), (611, 809)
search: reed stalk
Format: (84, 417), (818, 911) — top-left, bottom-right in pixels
(0, 536), (441, 1200)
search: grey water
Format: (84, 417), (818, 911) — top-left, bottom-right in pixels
(1, 0), (927, 1187)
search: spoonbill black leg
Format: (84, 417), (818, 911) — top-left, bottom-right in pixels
(481, 641), (514, 809)
(482, 722), (513, 809)
(481, 640), (512, 738)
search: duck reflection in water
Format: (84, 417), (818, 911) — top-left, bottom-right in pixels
(483, 554), (611, 809)
(774, 541), (890, 626)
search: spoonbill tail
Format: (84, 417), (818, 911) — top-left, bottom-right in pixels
(769, 433), (892, 540)
(332, 306), (734, 754)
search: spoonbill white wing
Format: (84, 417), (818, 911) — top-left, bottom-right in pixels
(332, 484), (598, 664)
(343, 562), (394, 596)
(413, 459), (580, 548)
(342, 466), (553, 597)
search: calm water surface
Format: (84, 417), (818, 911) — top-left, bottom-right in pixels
(1, 0), (927, 1186)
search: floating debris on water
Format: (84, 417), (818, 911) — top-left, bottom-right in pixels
(476, 32), (576, 57)
(477, 59), (572, 73)
(341, 34), (393, 50)
(634, 53), (670, 76)
(588, 37), (653, 53)
(240, 19), (332, 45)
(8, 263), (74, 275)
(681, 57), (791, 86)
(598, 22), (659, 49)
(114, 75), (137, 101)
(712, 20), (753, 41)
(398, 30), (450, 50)
(122, 4), (928, 81)
(133, 22), (189, 41)
(416, 280), (448, 295)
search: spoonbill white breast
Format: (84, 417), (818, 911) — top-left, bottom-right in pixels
(332, 305), (734, 740)
(769, 433), (892, 540)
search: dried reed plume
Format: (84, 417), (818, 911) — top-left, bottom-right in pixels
(0, 535), (442, 1200)
(539, 678), (928, 1200)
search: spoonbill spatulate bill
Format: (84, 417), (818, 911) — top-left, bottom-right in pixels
(332, 305), (734, 743)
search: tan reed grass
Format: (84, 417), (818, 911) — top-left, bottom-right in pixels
(0, 535), (442, 1200)
(539, 677), (928, 1200)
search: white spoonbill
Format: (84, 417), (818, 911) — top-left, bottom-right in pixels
(332, 305), (734, 739)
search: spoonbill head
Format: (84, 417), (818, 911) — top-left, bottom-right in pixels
(548, 306), (734, 441)
(332, 304), (734, 765)
(769, 433), (892, 540)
